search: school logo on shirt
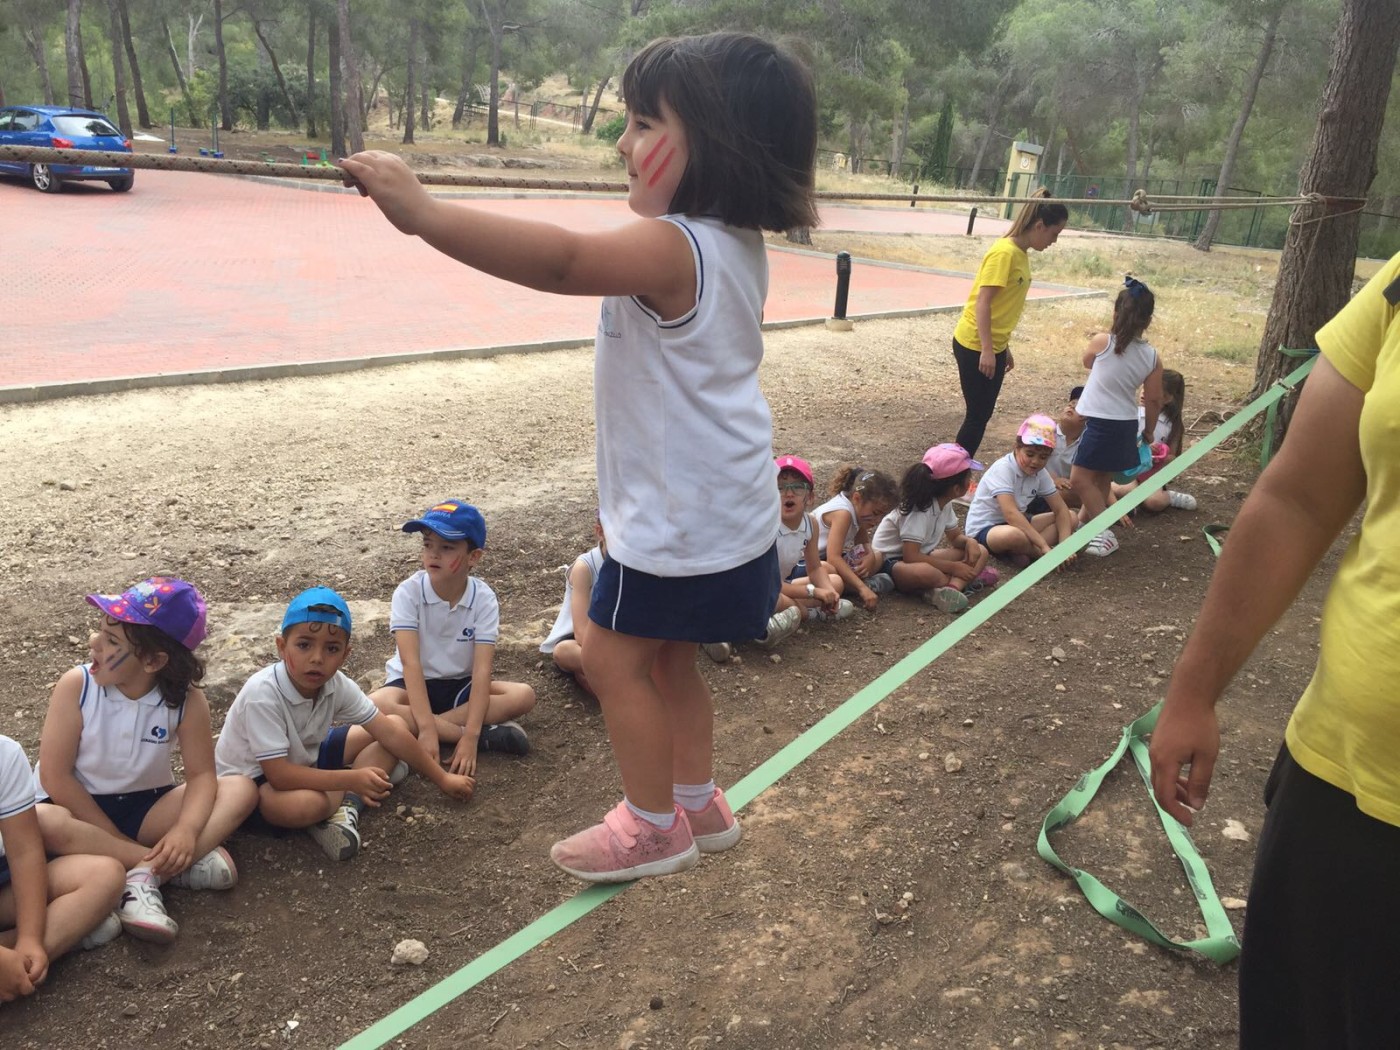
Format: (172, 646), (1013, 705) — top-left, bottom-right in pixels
(143, 724), (169, 744)
(459, 627), (476, 642)
(600, 304), (622, 340)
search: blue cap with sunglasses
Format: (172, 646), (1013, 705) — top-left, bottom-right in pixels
(281, 587), (353, 637)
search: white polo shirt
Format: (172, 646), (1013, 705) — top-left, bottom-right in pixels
(215, 662), (379, 778)
(384, 571), (500, 683)
(964, 453), (1057, 534)
(0, 734), (36, 860)
(33, 664), (181, 798)
(872, 501), (959, 557)
(776, 513), (815, 581)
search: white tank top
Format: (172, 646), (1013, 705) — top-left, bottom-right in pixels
(814, 492), (859, 556)
(540, 546), (606, 653)
(1076, 336), (1160, 421)
(594, 216), (778, 577)
(33, 665), (181, 797)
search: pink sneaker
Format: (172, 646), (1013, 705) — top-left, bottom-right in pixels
(684, 788), (743, 853)
(966, 567), (1000, 593)
(551, 802), (699, 883)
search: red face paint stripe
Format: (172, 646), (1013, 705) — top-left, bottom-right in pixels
(647, 149), (676, 188)
(641, 134), (670, 173)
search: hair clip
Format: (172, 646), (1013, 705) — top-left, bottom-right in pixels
(1124, 275), (1150, 299)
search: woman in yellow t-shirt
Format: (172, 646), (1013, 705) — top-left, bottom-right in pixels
(952, 190), (1069, 457)
(1150, 253), (1400, 1045)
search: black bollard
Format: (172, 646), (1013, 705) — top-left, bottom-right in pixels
(833, 252), (852, 320)
(910, 183), (919, 208)
(966, 207), (978, 236)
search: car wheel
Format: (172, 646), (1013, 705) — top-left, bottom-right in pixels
(108, 175), (134, 193)
(30, 164), (61, 193)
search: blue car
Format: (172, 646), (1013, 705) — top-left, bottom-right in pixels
(0, 105), (133, 193)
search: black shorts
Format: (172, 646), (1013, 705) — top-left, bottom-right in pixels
(93, 785), (175, 841)
(383, 677), (474, 716)
(251, 726), (352, 787)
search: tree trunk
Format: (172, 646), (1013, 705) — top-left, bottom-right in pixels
(967, 73), (1009, 190)
(251, 18), (300, 128)
(337, 0), (364, 154)
(420, 83), (431, 132)
(1195, 3), (1284, 252)
(116, 0), (151, 127)
(214, 0), (231, 130)
(65, 0), (85, 107)
(453, 31), (481, 127)
(403, 18), (419, 145)
(23, 29), (55, 105)
(104, 0), (132, 136)
(1252, 0), (1400, 446)
(164, 20), (200, 126)
(581, 74), (609, 134)
(328, 12), (345, 157)
(306, 9), (317, 138)
(187, 13), (202, 77)
(889, 91), (909, 176)
(482, 1), (502, 146)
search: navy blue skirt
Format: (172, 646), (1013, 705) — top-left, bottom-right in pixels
(588, 546), (780, 644)
(1074, 416), (1140, 472)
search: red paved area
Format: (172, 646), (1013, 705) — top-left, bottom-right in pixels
(0, 173), (1073, 396)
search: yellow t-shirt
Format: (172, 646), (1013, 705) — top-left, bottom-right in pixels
(952, 238), (1032, 351)
(1285, 251), (1400, 825)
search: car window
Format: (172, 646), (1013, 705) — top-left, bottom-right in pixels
(12, 111), (41, 132)
(0, 112), (12, 132)
(52, 115), (120, 137)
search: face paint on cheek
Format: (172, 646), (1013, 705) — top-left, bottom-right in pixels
(646, 148), (677, 189)
(640, 134), (669, 174)
(106, 649), (131, 671)
(450, 556), (463, 573)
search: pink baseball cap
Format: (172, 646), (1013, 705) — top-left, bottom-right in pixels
(1017, 414), (1058, 449)
(87, 577), (208, 650)
(922, 443), (983, 479)
(774, 455), (814, 486)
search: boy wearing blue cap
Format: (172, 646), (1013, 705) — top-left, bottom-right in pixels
(215, 588), (475, 861)
(370, 499), (537, 777)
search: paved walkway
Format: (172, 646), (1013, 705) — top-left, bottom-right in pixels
(0, 173), (1084, 401)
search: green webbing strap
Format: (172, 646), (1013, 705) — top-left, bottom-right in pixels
(1202, 523), (1230, 557)
(1260, 347), (1320, 468)
(1037, 702), (1241, 963)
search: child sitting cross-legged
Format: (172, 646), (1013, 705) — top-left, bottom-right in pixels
(871, 444), (998, 614)
(964, 415), (1079, 569)
(215, 588), (475, 862)
(370, 500), (537, 776)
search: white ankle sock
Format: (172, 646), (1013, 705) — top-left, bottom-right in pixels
(674, 781), (717, 812)
(623, 799), (677, 829)
(127, 865), (161, 888)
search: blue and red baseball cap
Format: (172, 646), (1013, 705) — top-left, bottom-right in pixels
(402, 499), (487, 548)
(281, 587), (353, 637)
(87, 577), (207, 650)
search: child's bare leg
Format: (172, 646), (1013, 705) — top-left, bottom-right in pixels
(580, 626), (674, 813)
(369, 686), (414, 727)
(138, 776), (259, 859)
(553, 640), (595, 695)
(0, 855), (125, 960)
(985, 524), (1033, 555)
(1029, 512), (1071, 545)
(257, 782), (340, 829)
(891, 559), (948, 594)
(1072, 466), (1111, 525)
(930, 549), (980, 589)
(434, 680), (537, 742)
(651, 641), (713, 787)
(36, 803), (147, 870)
(341, 720), (401, 775)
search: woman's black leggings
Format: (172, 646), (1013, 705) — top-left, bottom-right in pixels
(953, 337), (1007, 458)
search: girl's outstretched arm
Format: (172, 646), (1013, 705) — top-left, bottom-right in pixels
(339, 151), (694, 306)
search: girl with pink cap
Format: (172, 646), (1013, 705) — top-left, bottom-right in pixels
(963, 416), (1079, 568)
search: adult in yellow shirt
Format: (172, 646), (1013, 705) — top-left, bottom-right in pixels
(1150, 251), (1400, 1046)
(952, 190), (1069, 457)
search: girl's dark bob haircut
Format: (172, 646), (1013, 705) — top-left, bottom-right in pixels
(622, 32), (818, 232)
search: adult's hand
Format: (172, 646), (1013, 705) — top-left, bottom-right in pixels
(1149, 696), (1218, 826)
(978, 350), (996, 379)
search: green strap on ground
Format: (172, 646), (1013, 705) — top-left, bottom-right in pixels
(342, 353), (1319, 1048)
(1037, 702), (1241, 963)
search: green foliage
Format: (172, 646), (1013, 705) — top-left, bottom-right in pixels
(595, 112), (626, 143)
(1204, 341), (1256, 363)
(1065, 251), (1115, 278)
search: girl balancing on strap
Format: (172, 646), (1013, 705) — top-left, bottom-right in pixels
(342, 32), (818, 883)
(952, 188), (1069, 459)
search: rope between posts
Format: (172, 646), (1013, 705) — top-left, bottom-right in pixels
(0, 145), (1362, 215)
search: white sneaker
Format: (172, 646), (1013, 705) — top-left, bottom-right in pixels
(1167, 490), (1198, 511)
(80, 911), (122, 951)
(1085, 529), (1120, 557)
(168, 846), (237, 891)
(812, 598), (856, 622)
(118, 881), (178, 943)
(701, 641), (732, 663)
(756, 606), (802, 648)
(307, 802), (361, 862)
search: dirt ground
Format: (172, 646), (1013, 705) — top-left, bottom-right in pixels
(0, 203), (1343, 1050)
